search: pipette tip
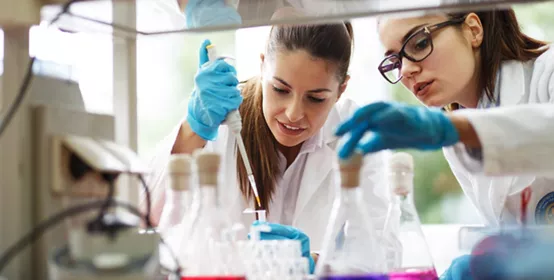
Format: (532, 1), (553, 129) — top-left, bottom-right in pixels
(255, 196), (261, 208)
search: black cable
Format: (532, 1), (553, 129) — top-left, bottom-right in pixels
(92, 175), (116, 224)
(0, 0), (80, 138)
(138, 175), (153, 229)
(0, 199), (141, 274)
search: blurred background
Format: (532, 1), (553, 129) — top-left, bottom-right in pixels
(16, 2), (554, 224)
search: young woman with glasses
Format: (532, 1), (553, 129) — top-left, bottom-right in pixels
(336, 9), (553, 278)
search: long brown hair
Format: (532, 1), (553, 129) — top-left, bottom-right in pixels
(446, 9), (548, 110)
(236, 23), (354, 210)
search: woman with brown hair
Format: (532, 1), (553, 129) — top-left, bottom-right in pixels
(149, 22), (398, 274)
(336, 8), (553, 279)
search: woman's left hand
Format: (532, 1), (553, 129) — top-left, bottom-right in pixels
(251, 221), (315, 273)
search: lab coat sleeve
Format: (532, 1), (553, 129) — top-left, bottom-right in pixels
(452, 103), (554, 176)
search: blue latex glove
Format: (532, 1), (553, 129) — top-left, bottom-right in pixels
(440, 254), (473, 280)
(187, 39), (242, 141)
(251, 221), (315, 274)
(335, 101), (460, 159)
(185, 0), (242, 29)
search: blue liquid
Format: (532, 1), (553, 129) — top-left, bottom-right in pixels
(319, 275), (389, 280)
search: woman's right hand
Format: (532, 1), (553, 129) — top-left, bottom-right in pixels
(187, 39), (242, 141)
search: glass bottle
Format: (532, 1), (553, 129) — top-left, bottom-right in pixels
(158, 154), (194, 233)
(158, 154), (196, 271)
(387, 152), (437, 280)
(316, 153), (389, 280)
(180, 151), (246, 280)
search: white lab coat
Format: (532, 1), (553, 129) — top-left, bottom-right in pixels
(443, 47), (554, 226)
(145, 98), (399, 255)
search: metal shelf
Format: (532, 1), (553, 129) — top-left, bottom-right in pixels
(41, 0), (554, 38)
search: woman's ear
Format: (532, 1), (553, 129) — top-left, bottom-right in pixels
(337, 75), (350, 101)
(463, 13), (484, 48)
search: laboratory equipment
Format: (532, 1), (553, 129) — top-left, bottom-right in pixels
(2, 1), (553, 279)
(387, 152), (437, 280)
(0, 132), (170, 279)
(316, 153), (388, 279)
(206, 43), (262, 209)
(179, 151), (246, 279)
(237, 217), (309, 279)
(158, 154), (197, 271)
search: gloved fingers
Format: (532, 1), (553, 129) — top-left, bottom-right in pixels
(358, 132), (388, 154)
(210, 72), (240, 87)
(440, 254), (472, 280)
(209, 59), (238, 75)
(200, 88), (242, 107)
(198, 39), (212, 68)
(252, 220), (268, 226)
(308, 255), (316, 274)
(264, 223), (306, 240)
(195, 71), (239, 90)
(335, 118), (356, 137)
(258, 232), (289, 241)
(337, 125), (368, 159)
(335, 102), (391, 136)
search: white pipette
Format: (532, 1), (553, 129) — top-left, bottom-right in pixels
(206, 44), (262, 208)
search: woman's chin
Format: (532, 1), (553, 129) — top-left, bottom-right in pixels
(275, 137), (304, 148)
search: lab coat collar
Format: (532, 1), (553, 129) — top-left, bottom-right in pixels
(298, 125), (324, 156)
(292, 104), (343, 225)
(497, 60), (529, 106)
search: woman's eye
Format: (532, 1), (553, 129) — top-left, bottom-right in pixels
(414, 38), (430, 50)
(308, 96), (325, 103)
(272, 86), (288, 93)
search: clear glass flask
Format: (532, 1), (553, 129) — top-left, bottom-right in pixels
(158, 154), (195, 271)
(158, 154), (194, 233)
(316, 153), (389, 280)
(387, 152), (437, 280)
(180, 152), (246, 280)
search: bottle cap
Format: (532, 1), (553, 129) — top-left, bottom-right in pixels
(168, 154), (192, 191)
(168, 154), (192, 174)
(389, 152), (414, 195)
(339, 153), (363, 188)
(389, 152), (414, 173)
(195, 151), (220, 186)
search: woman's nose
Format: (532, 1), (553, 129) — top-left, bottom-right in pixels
(400, 57), (421, 79)
(285, 98), (304, 123)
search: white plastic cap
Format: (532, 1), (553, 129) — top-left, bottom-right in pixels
(168, 154), (192, 175)
(389, 152), (414, 195)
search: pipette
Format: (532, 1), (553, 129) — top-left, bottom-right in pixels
(243, 208), (267, 222)
(206, 44), (262, 208)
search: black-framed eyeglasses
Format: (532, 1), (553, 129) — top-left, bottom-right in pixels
(378, 16), (466, 84)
